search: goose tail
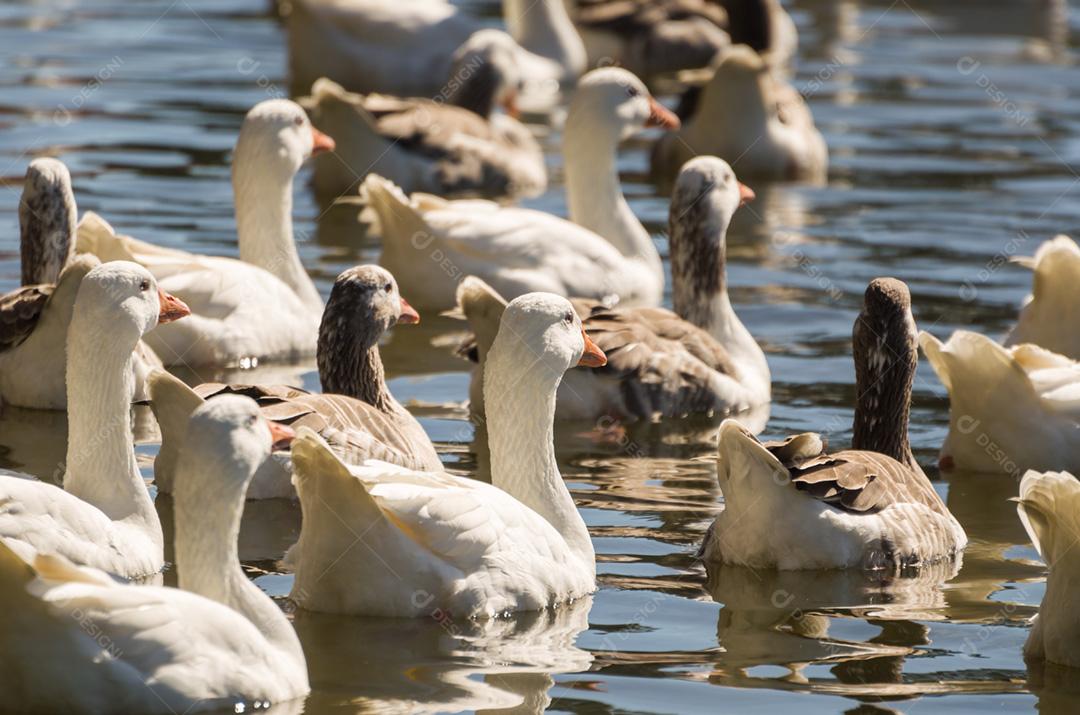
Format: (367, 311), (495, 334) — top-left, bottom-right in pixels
(447, 276), (507, 364)
(1017, 470), (1080, 566)
(359, 174), (434, 242)
(146, 369), (205, 494)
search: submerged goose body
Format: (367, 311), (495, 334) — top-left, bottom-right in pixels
(0, 262), (190, 579)
(702, 279), (967, 570)
(652, 46), (827, 182)
(1005, 235), (1080, 360)
(302, 64), (545, 200)
(920, 330), (1080, 475)
(76, 100), (334, 367)
(150, 266), (440, 500)
(458, 156), (769, 422)
(366, 68), (678, 311)
(0, 159), (161, 409)
(286, 293), (606, 618)
(1016, 469), (1080, 669)
(287, 0), (585, 108)
(0, 397), (309, 713)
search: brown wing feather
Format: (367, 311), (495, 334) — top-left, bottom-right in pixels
(0, 285), (53, 354)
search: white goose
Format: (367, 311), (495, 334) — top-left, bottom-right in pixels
(285, 292), (606, 618)
(703, 278), (967, 570)
(0, 396), (309, 713)
(456, 156), (769, 422)
(652, 45), (827, 182)
(0, 262), (190, 580)
(76, 99), (334, 368)
(919, 330), (1080, 475)
(1016, 469), (1080, 669)
(301, 33), (546, 201)
(365, 67), (679, 311)
(287, 0), (585, 108)
(1005, 234), (1080, 360)
(149, 265), (440, 500)
(0, 158), (162, 409)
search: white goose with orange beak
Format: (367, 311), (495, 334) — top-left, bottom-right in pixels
(364, 67), (679, 311)
(0, 262), (191, 581)
(75, 99), (335, 368)
(285, 293), (605, 618)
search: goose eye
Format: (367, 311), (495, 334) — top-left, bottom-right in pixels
(563, 311), (574, 324)
(139, 279), (150, 292)
(626, 86), (640, 98)
(384, 283), (392, 293)
(293, 116), (304, 127)
(247, 415), (258, 426)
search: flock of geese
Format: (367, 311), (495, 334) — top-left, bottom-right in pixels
(0, 0), (1079, 710)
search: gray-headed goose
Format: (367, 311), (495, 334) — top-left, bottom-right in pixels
(0, 396), (309, 713)
(702, 278), (967, 570)
(0, 158), (162, 409)
(457, 156), (769, 423)
(0, 262), (190, 580)
(301, 31), (545, 200)
(652, 45), (827, 183)
(149, 265), (439, 500)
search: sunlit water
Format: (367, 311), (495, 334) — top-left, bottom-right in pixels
(1, 0), (1078, 712)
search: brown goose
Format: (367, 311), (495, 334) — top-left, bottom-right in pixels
(300, 30), (545, 200)
(149, 265), (440, 500)
(701, 278), (968, 571)
(0, 158), (162, 409)
(455, 156), (768, 423)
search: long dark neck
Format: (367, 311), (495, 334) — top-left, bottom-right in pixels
(670, 197), (727, 330)
(851, 314), (917, 469)
(318, 337), (395, 412)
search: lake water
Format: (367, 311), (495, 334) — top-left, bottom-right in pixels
(0, 0), (1077, 713)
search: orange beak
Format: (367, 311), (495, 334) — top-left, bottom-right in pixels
(738, 182), (755, 206)
(578, 328), (607, 367)
(501, 89), (521, 120)
(157, 288), (191, 324)
(311, 127), (336, 156)
(397, 297), (420, 325)
(268, 420), (295, 450)
(645, 97), (681, 130)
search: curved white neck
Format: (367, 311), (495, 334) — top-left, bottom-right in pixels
(64, 313), (161, 552)
(502, 0), (586, 79)
(232, 158), (322, 314)
(484, 347), (594, 567)
(563, 119), (662, 279)
(174, 456), (306, 669)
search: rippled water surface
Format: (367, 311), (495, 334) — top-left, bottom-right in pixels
(2, 1), (1079, 712)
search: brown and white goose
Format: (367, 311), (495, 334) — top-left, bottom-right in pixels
(652, 45), (827, 183)
(0, 158), (162, 409)
(701, 278), (967, 571)
(301, 31), (546, 200)
(456, 156), (769, 422)
(149, 265), (440, 500)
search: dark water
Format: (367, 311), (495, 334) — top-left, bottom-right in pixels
(1, 0), (1078, 712)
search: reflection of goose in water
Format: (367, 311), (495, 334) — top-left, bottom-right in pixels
(704, 561), (958, 689)
(294, 596), (592, 714)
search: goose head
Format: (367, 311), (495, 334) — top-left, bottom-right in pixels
(20, 157), (77, 286)
(669, 156), (754, 324)
(447, 29), (524, 118)
(489, 293), (607, 384)
(233, 99), (335, 179)
(73, 261), (191, 347)
(180, 395), (295, 496)
(851, 277), (918, 467)
(567, 68), (680, 142)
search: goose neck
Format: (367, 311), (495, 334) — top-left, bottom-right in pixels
(63, 314), (161, 547)
(232, 156), (322, 314)
(563, 120), (660, 274)
(20, 182), (76, 287)
(851, 315), (917, 469)
(483, 347), (594, 565)
(502, 0), (585, 77)
(318, 336), (397, 412)
(174, 465), (305, 668)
